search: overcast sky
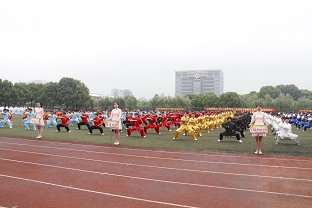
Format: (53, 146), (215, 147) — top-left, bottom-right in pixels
(1, 0), (311, 99)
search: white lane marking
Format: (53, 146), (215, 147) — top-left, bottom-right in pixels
(0, 174), (197, 208)
(0, 142), (311, 170)
(2, 157), (312, 198)
(1, 148), (312, 182)
(0, 136), (310, 163)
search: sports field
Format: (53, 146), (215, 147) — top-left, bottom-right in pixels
(0, 116), (312, 208)
(0, 116), (311, 157)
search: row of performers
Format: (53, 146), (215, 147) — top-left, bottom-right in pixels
(125, 111), (251, 140)
(3, 108), (250, 139)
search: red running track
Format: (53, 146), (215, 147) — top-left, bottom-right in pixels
(0, 136), (312, 208)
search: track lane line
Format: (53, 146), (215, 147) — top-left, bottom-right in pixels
(0, 142), (311, 170)
(1, 148), (311, 182)
(0, 173), (197, 208)
(1, 136), (310, 162)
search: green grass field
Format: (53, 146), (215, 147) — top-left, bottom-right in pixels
(0, 116), (311, 157)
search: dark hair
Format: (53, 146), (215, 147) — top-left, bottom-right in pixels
(37, 102), (43, 108)
(115, 103), (119, 106)
(256, 104), (262, 108)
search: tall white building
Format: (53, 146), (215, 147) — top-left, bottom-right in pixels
(175, 70), (223, 96)
(111, 88), (133, 98)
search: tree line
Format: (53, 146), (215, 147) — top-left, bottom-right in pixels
(1, 78), (312, 112)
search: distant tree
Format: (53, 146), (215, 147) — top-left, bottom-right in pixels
(297, 97), (312, 110)
(98, 97), (114, 110)
(191, 94), (206, 110)
(259, 86), (281, 99)
(13, 82), (31, 107)
(27, 83), (46, 105)
(151, 94), (164, 109)
(137, 99), (152, 111)
(240, 92), (261, 107)
(276, 84), (301, 100)
(42, 82), (59, 109)
(0, 80), (16, 106)
(113, 97), (126, 109)
(274, 93), (295, 112)
(125, 96), (137, 110)
(219, 92), (241, 107)
(300, 89), (312, 99)
(203, 93), (219, 107)
(57, 77), (91, 109)
(172, 96), (191, 110)
(263, 94), (275, 108)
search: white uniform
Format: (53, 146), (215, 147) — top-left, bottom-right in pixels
(276, 122), (300, 145)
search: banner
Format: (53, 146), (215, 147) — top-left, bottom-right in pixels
(155, 108), (184, 111)
(30, 117), (40, 125)
(105, 120), (119, 128)
(204, 107), (276, 112)
(249, 125), (268, 134)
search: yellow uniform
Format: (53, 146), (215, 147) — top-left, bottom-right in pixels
(173, 115), (197, 140)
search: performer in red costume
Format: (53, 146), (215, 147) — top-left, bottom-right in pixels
(127, 113), (146, 137)
(77, 110), (90, 130)
(88, 113), (104, 135)
(157, 112), (171, 131)
(144, 113), (160, 134)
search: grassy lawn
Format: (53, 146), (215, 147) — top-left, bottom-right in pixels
(0, 116), (311, 157)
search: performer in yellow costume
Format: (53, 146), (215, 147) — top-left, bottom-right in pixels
(188, 113), (202, 137)
(197, 112), (209, 133)
(173, 112), (197, 141)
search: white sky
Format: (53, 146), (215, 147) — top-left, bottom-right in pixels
(1, 0), (311, 99)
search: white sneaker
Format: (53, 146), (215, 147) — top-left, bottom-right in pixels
(238, 140), (242, 143)
(68, 131), (71, 133)
(193, 138), (197, 141)
(172, 138), (176, 140)
(217, 139), (222, 142)
(258, 150), (262, 155)
(199, 134), (202, 137)
(255, 150), (259, 154)
(101, 133), (104, 136)
(158, 133), (161, 135)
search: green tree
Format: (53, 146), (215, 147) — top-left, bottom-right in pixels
(42, 82), (59, 109)
(13, 82), (31, 106)
(300, 89), (312, 99)
(240, 92), (261, 107)
(276, 84), (301, 100)
(274, 93), (295, 112)
(125, 96), (137, 110)
(98, 97), (114, 110)
(172, 96), (191, 110)
(297, 97), (312, 110)
(58, 77), (91, 109)
(259, 86), (281, 99)
(151, 94), (164, 109)
(137, 99), (152, 111)
(203, 93), (219, 107)
(0, 80), (16, 106)
(219, 92), (242, 107)
(263, 94), (275, 108)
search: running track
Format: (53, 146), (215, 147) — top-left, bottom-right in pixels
(0, 136), (311, 208)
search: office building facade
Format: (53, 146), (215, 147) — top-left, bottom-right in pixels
(175, 70), (223, 96)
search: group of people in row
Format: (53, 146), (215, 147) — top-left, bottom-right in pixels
(1, 104), (309, 153)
